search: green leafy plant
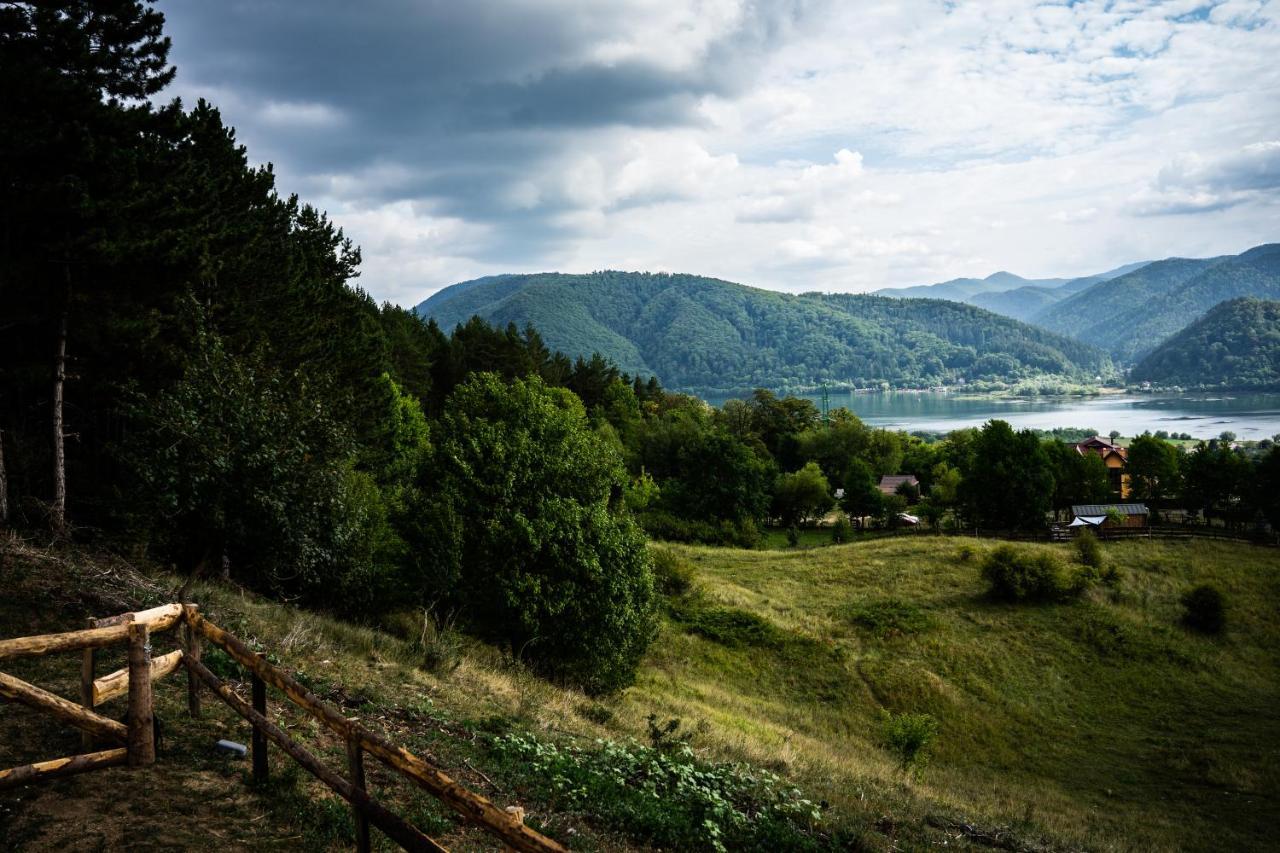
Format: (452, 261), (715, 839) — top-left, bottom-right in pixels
(651, 549), (696, 596)
(487, 730), (825, 852)
(881, 711), (939, 775)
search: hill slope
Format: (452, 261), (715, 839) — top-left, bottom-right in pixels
(1130, 297), (1280, 389)
(5, 536), (1277, 852)
(1033, 244), (1280, 363)
(416, 271), (1115, 391)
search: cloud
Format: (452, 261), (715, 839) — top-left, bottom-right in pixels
(153, 0), (1280, 301)
(1133, 140), (1280, 215)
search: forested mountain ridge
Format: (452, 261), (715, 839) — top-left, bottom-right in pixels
(1129, 297), (1280, 390)
(417, 271), (1116, 391)
(1031, 244), (1280, 363)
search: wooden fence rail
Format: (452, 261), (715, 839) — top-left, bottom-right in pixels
(0, 603), (567, 853)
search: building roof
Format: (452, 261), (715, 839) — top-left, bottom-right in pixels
(1075, 435), (1127, 460)
(1071, 503), (1149, 516)
(878, 474), (919, 495)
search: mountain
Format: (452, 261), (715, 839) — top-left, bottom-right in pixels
(416, 271), (1114, 392)
(1129, 297), (1280, 390)
(875, 271), (1064, 302)
(877, 261), (1149, 321)
(1032, 244), (1280, 363)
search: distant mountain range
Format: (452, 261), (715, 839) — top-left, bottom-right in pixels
(876, 262), (1148, 322)
(416, 271), (1114, 392)
(1031, 244), (1280, 363)
(1129, 297), (1280, 390)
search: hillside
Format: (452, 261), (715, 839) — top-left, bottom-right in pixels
(1130, 297), (1280, 389)
(4, 536), (1277, 852)
(874, 270), (1066, 302)
(416, 271), (1115, 392)
(1032, 244), (1280, 363)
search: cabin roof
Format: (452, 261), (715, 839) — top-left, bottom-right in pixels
(1071, 503), (1148, 516)
(878, 474), (919, 494)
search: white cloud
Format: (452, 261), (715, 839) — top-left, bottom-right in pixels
(162, 0), (1280, 303)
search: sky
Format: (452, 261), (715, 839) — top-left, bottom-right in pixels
(156, 0), (1280, 306)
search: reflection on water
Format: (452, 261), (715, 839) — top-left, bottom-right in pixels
(701, 391), (1280, 439)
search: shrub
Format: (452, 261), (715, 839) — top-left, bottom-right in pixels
(1073, 529), (1104, 569)
(640, 511), (762, 548)
(957, 543), (975, 562)
(845, 598), (932, 638)
(981, 545), (1081, 603)
(881, 711), (939, 775)
(651, 549), (695, 597)
(786, 525), (800, 548)
(1182, 584), (1226, 633)
(487, 731), (825, 852)
(668, 597), (785, 649)
(830, 517), (853, 544)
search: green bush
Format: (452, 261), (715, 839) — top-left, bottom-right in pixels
(1073, 529), (1104, 569)
(786, 525), (800, 547)
(640, 511), (762, 548)
(957, 543), (975, 562)
(845, 598), (932, 638)
(1182, 584), (1226, 633)
(980, 544), (1081, 603)
(881, 711), (939, 774)
(651, 549), (695, 597)
(487, 731), (826, 852)
(830, 517), (853, 544)
(668, 597), (785, 649)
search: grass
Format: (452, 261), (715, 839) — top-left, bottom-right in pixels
(761, 526), (838, 549)
(2, 533), (1277, 850)
(640, 536), (1280, 852)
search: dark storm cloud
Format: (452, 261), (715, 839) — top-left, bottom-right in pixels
(157, 0), (814, 249)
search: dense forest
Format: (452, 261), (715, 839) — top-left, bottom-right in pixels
(1130, 298), (1280, 390)
(1032, 245), (1280, 363)
(416, 271), (1116, 391)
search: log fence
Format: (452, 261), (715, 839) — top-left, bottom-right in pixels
(0, 603), (566, 853)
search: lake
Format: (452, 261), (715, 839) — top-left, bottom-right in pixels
(701, 391), (1280, 439)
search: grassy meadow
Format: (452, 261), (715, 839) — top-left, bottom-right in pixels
(2, 535), (1277, 850)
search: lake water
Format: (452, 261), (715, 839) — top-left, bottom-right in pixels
(702, 391), (1280, 439)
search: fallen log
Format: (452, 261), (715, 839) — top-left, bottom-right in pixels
(0, 748), (128, 789)
(0, 670), (128, 743)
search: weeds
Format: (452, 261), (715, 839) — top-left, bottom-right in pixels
(487, 730), (826, 852)
(844, 598), (932, 638)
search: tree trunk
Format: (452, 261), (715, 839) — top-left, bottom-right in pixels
(51, 272), (68, 536)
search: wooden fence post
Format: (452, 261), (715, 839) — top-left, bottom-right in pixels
(126, 622), (155, 767)
(347, 737), (371, 853)
(79, 617), (95, 751)
(183, 605), (201, 718)
(252, 652), (267, 784)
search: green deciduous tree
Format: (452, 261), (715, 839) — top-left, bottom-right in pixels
(960, 420), (1054, 530)
(772, 461), (835, 526)
(418, 373), (656, 694)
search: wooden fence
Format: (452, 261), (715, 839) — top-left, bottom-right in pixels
(0, 603), (565, 853)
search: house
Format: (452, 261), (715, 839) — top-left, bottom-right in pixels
(878, 474), (919, 499)
(1069, 503), (1149, 529)
(1074, 435), (1130, 498)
